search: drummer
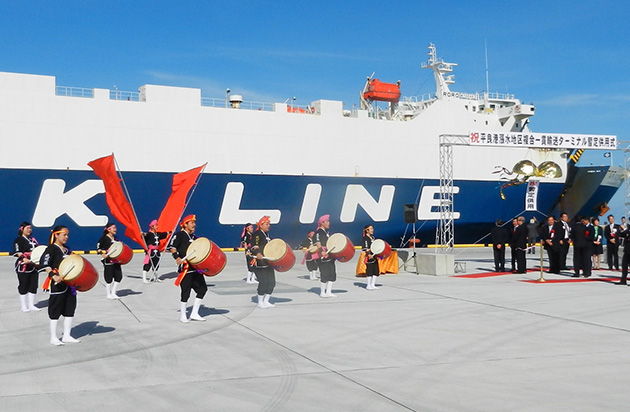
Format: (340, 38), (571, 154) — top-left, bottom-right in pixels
(142, 220), (171, 283)
(39, 225), (81, 345)
(97, 222), (124, 299)
(169, 214), (207, 322)
(300, 230), (320, 281)
(249, 216), (276, 308)
(314, 214), (337, 298)
(12, 221), (42, 312)
(240, 223), (257, 284)
(362, 224), (379, 290)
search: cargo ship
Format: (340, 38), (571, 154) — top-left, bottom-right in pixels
(0, 44), (620, 251)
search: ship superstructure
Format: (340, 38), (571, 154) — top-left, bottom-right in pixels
(0, 44), (618, 251)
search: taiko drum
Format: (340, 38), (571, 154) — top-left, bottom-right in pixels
(371, 239), (392, 259)
(107, 241), (133, 265)
(186, 237), (227, 277)
(30, 245), (48, 266)
(58, 255), (99, 292)
(263, 239), (296, 272)
(326, 233), (355, 263)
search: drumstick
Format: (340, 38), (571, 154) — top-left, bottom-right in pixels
(61, 263), (75, 279)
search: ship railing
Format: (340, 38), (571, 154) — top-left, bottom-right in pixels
(110, 90), (140, 101)
(55, 86), (94, 98)
(402, 91), (516, 102)
(486, 91), (515, 100)
(201, 97), (274, 112)
(400, 93), (436, 103)
(286, 103), (315, 114)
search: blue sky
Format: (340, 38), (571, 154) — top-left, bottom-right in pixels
(2, 1), (629, 214)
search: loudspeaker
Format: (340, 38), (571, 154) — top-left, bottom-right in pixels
(403, 204), (418, 223)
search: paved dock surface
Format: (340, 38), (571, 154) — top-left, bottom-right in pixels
(2, 248), (630, 411)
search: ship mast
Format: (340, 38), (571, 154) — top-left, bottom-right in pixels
(421, 43), (458, 99)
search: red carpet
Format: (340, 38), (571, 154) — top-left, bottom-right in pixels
(521, 277), (618, 283)
(454, 269), (540, 278)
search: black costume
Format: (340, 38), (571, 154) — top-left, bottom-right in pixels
(249, 228), (276, 296)
(300, 236), (319, 272)
(13, 235), (39, 295)
(490, 225), (509, 272)
(241, 231), (255, 271)
(143, 231), (169, 272)
(97, 234), (123, 283)
(40, 244), (77, 320)
(362, 234), (379, 277)
(170, 230), (207, 302)
(314, 228), (336, 282)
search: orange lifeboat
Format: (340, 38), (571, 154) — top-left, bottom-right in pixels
(363, 79), (401, 102)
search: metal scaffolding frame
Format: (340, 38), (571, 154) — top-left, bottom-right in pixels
(621, 141), (630, 219)
(436, 134), (469, 254)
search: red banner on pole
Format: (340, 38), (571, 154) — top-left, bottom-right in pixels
(157, 164), (205, 250)
(88, 155), (145, 248)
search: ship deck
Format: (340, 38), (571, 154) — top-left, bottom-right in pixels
(1, 248), (629, 411)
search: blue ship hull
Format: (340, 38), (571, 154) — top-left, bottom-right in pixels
(2, 168), (566, 252)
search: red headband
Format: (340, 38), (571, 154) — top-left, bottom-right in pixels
(256, 216), (271, 230)
(180, 214), (196, 226)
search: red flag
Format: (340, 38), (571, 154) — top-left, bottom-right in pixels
(88, 155), (145, 248)
(157, 164), (205, 250)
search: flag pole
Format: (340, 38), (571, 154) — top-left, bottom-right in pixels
(166, 162), (208, 238)
(113, 153), (148, 250)
(152, 163), (207, 282)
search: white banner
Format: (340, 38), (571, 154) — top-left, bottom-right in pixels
(525, 179), (540, 211)
(469, 131), (616, 150)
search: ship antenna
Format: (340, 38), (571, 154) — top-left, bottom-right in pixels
(485, 39), (490, 100)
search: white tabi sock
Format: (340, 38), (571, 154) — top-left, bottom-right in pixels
(263, 294), (275, 308)
(50, 319), (63, 346)
(190, 298), (205, 321)
(110, 281), (121, 299)
(62, 317), (81, 343)
(257, 295), (267, 308)
(19, 294), (29, 312)
(27, 292), (41, 310)
(180, 302), (189, 323)
(326, 281), (336, 297)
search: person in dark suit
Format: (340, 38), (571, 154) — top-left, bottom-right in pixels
(490, 219), (509, 272)
(572, 216), (595, 277)
(541, 215), (564, 274)
(559, 212), (572, 270)
(616, 226), (630, 285)
(604, 214), (621, 271)
(513, 216), (529, 273)
(527, 217), (539, 254)
(508, 218), (518, 271)
(591, 217), (603, 270)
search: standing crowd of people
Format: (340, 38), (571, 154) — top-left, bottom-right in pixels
(491, 213), (630, 279)
(12, 213), (383, 345)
